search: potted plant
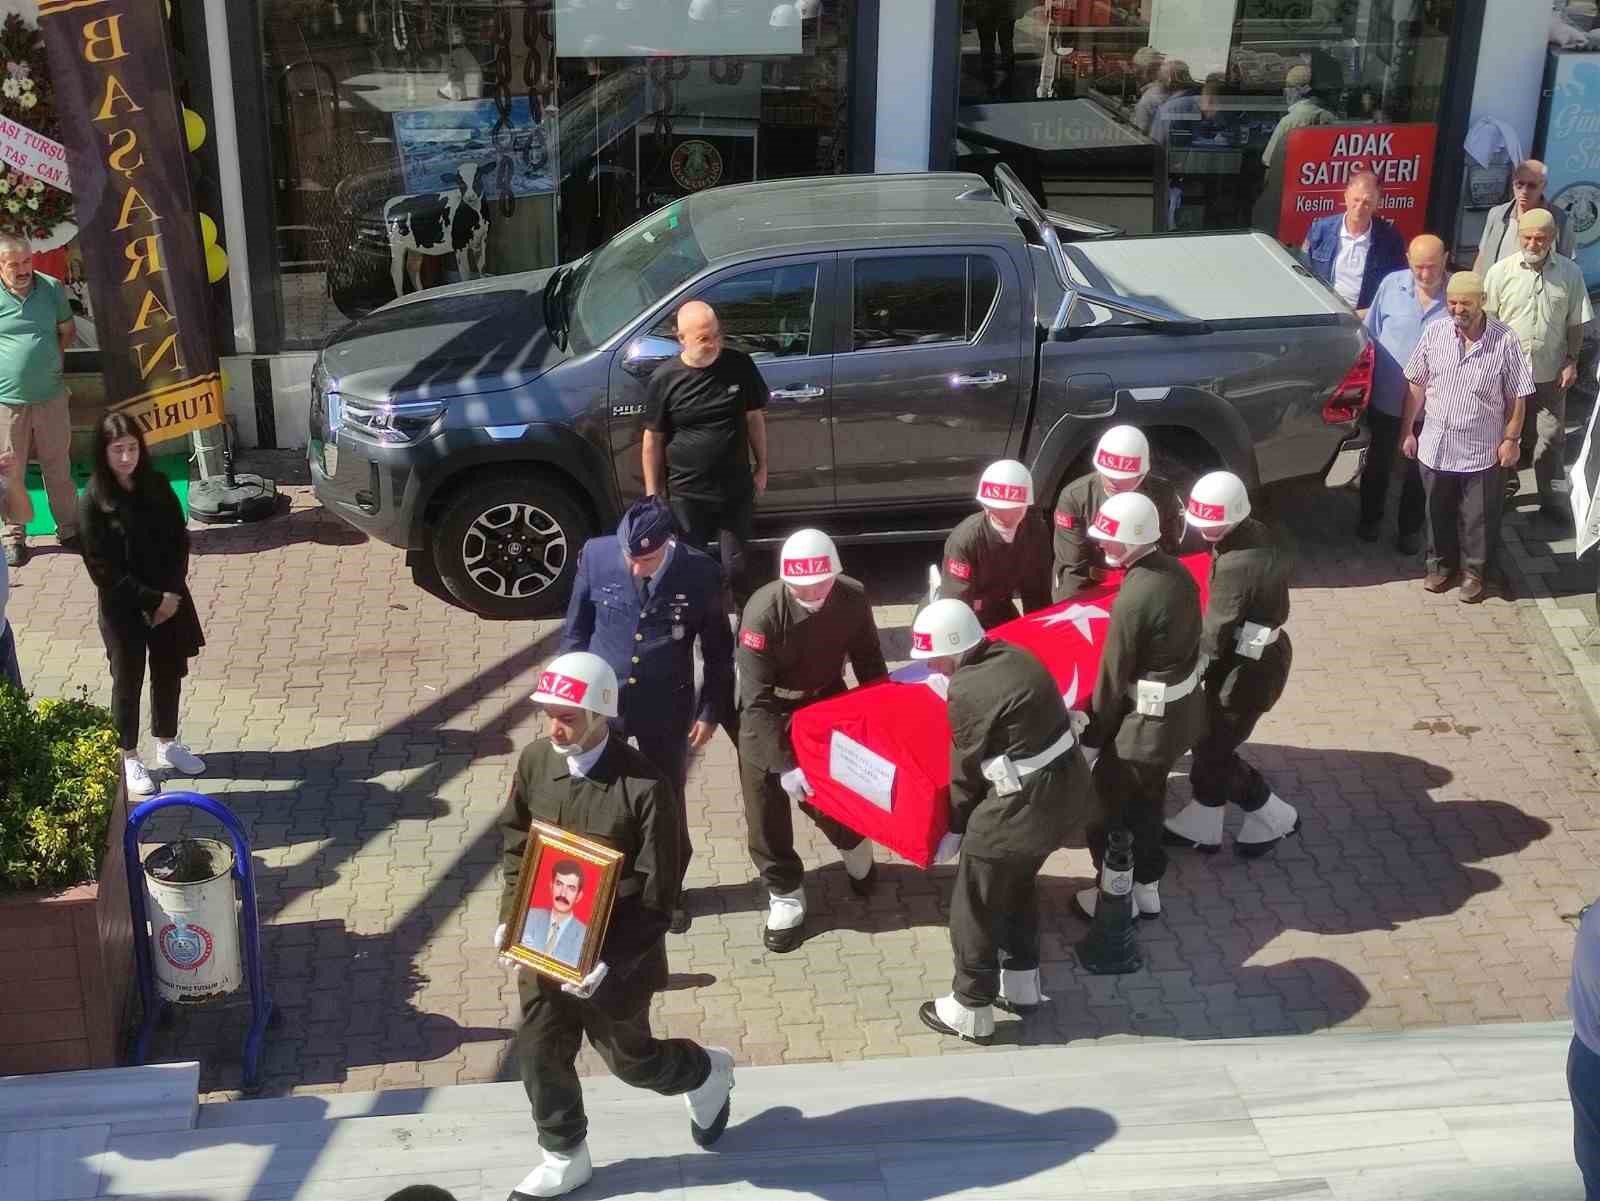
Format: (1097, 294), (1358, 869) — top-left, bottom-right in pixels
(0, 685), (132, 1074)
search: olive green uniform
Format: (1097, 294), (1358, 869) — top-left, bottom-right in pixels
(939, 510), (1053, 630)
(1080, 548), (1205, 884)
(499, 737), (710, 1153)
(946, 639), (1093, 1008)
(737, 575), (888, 893)
(1189, 518), (1293, 812)
(1051, 471), (1187, 602)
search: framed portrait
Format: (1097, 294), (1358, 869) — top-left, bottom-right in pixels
(500, 820), (623, 985)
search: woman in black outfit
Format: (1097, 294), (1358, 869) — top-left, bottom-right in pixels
(78, 412), (206, 796)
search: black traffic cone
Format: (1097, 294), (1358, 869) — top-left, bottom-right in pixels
(1076, 827), (1143, 975)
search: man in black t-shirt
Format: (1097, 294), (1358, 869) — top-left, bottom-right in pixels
(642, 301), (769, 609)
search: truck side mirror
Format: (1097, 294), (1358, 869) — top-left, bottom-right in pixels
(621, 335), (679, 378)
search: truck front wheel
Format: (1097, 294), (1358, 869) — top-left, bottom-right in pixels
(431, 474), (592, 620)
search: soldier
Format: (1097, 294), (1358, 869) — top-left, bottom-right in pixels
(909, 599), (1092, 1043)
(1163, 472), (1300, 856)
(495, 652), (735, 1199)
(1051, 425), (1186, 602)
(738, 528), (887, 952)
(1073, 491), (1204, 922)
(559, 495), (734, 933)
(936, 459), (1052, 630)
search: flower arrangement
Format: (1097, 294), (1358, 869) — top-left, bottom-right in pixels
(0, 14), (72, 241)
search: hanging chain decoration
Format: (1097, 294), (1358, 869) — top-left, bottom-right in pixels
(390, 0), (409, 53)
(648, 56), (690, 156)
(521, 0), (551, 174)
(417, 0), (434, 50)
(491, 2), (517, 216)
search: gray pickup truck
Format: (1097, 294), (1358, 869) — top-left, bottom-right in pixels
(309, 166), (1372, 619)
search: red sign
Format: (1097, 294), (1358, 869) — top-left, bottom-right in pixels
(944, 558), (972, 580)
(912, 631), (934, 653)
(1095, 449), (1142, 474)
(1054, 510), (1076, 530)
(979, 481), (1027, 503)
(536, 672), (588, 704)
(782, 556), (832, 579)
(1188, 499), (1226, 523)
(740, 629), (767, 651)
(1278, 123), (1437, 247)
(1092, 512), (1120, 538)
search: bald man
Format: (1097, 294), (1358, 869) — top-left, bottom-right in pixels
(1358, 233), (1447, 551)
(641, 300), (770, 609)
(1484, 208), (1593, 519)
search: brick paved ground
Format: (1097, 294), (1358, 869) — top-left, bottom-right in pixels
(8, 463), (1600, 1099)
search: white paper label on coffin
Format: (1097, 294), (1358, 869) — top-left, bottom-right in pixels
(828, 730), (896, 812)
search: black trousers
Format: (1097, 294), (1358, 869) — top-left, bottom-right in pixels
(100, 616), (183, 751)
(950, 851), (1048, 1009)
(739, 756), (863, 895)
(1420, 463), (1503, 581)
(669, 491), (754, 612)
(620, 715), (693, 887)
(1189, 701), (1271, 811)
(970, 0), (1015, 66)
(1086, 745), (1172, 885)
(516, 982), (709, 1153)
(1360, 409), (1425, 535)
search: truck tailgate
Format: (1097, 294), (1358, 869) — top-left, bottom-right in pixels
(1063, 230), (1345, 321)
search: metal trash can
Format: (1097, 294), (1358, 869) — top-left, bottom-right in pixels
(142, 838), (242, 1003)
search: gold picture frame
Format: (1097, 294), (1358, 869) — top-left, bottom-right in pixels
(500, 820), (624, 985)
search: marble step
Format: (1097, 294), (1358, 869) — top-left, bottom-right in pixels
(0, 1062), (198, 1136)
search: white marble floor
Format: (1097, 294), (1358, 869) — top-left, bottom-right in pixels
(3, 1022), (1589, 1201)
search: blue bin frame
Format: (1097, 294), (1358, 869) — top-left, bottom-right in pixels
(124, 791), (274, 1088)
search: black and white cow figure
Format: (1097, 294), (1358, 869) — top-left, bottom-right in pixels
(384, 162), (493, 298)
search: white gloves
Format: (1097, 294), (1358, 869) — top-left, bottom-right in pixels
(492, 921), (507, 950)
(561, 961), (609, 999)
(780, 767), (813, 803)
(1068, 710), (1090, 738)
(934, 832), (963, 865)
(1081, 745), (1101, 769)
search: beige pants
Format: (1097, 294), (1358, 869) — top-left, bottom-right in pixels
(0, 391), (77, 543)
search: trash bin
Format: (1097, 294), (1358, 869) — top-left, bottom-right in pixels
(142, 838), (243, 1003)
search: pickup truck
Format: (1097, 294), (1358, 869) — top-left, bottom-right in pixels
(308, 166), (1372, 619)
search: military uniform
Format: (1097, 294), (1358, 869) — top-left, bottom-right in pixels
(1051, 472), (1187, 602)
(946, 639), (1092, 1008)
(1080, 548), (1205, 883)
(1189, 518), (1294, 814)
(737, 575), (888, 894)
(939, 510), (1053, 630)
(499, 737), (711, 1153)
(559, 533), (733, 876)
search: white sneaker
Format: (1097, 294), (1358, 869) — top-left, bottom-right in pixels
(1133, 880), (1161, 918)
(124, 757), (156, 796)
(1163, 800), (1224, 852)
(684, 1046), (735, 1146)
(155, 741), (206, 776)
(1236, 794), (1300, 857)
(509, 1143), (592, 1199)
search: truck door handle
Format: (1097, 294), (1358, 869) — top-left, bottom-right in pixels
(771, 385), (826, 400)
(952, 371), (1008, 387)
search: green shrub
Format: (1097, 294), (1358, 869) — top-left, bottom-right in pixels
(0, 684), (123, 891)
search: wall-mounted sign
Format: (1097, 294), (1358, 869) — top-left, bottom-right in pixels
(1277, 122), (1437, 247)
(1539, 53), (1600, 289)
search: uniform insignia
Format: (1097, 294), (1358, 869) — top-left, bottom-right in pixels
(1054, 511), (1076, 529)
(1092, 512), (1120, 537)
(1188, 499), (1225, 522)
(641, 536), (652, 549)
(945, 558), (972, 580)
(536, 671), (588, 703)
(1096, 449), (1141, 473)
(740, 629), (767, 651)
(782, 556), (831, 578)
(912, 631), (933, 652)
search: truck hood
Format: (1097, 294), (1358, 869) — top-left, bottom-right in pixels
(320, 267), (569, 402)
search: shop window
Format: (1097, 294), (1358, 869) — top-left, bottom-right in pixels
(257, 0), (858, 352)
(650, 263), (819, 359)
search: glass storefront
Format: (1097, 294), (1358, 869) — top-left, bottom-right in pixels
(258, 0), (856, 350)
(952, 0), (1460, 238)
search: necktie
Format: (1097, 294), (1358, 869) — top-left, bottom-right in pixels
(545, 918), (562, 953)
(638, 576), (651, 607)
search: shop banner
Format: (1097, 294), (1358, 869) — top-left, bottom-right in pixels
(37, 0), (221, 445)
(1538, 52), (1600, 290)
(1277, 122), (1437, 247)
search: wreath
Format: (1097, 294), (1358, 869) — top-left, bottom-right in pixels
(0, 13), (72, 242)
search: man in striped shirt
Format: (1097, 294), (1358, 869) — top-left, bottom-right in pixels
(1401, 270), (1535, 603)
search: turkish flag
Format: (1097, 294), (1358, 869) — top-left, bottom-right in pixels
(790, 553), (1211, 868)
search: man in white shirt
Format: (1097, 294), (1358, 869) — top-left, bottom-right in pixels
(1301, 171), (1409, 316)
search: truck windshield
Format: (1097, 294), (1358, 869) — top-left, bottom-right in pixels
(569, 202), (709, 351)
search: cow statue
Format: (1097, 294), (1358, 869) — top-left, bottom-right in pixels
(384, 161), (493, 298)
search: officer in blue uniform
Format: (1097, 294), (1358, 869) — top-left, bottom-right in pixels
(560, 496), (735, 934)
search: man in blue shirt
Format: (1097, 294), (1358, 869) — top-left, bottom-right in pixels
(1358, 234), (1447, 551)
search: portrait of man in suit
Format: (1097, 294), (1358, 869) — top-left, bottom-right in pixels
(521, 857), (590, 968)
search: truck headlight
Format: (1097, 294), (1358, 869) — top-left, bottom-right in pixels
(341, 396), (444, 445)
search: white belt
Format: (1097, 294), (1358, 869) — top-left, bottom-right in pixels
(1128, 663), (1200, 716)
(982, 725), (1076, 796)
(1234, 621), (1281, 660)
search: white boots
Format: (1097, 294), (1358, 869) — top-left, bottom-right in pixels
(764, 887), (806, 953)
(1075, 881), (1160, 920)
(509, 1144), (593, 1199)
(1162, 800), (1224, 852)
(919, 992), (995, 1043)
(685, 1047), (736, 1147)
(997, 968), (1048, 1014)
(840, 839), (876, 896)
(1236, 794), (1301, 857)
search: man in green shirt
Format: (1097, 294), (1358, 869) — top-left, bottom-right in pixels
(0, 234), (76, 567)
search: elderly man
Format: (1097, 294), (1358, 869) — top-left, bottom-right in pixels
(1473, 160), (1576, 276)
(1262, 62), (1336, 167)
(1301, 171), (1409, 315)
(0, 234), (76, 568)
(641, 300), (769, 610)
(1358, 234), (1448, 549)
(1401, 271), (1535, 603)
(1484, 208), (1593, 520)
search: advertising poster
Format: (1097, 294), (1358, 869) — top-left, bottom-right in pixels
(392, 96), (556, 199)
(1539, 51), (1600, 289)
(1277, 122), (1437, 246)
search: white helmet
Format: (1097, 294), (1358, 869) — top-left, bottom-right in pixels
(910, 598), (985, 660)
(778, 528), (841, 585)
(1088, 491), (1161, 547)
(1093, 426), (1150, 481)
(531, 651), (619, 718)
(1186, 471), (1251, 531)
(976, 460), (1033, 509)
